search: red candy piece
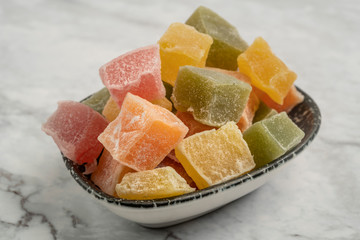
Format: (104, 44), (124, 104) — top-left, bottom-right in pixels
(42, 101), (108, 165)
(99, 44), (165, 108)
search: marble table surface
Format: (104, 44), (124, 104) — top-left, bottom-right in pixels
(1, 0), (359, 239)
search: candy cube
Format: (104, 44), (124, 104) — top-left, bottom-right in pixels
(243, 112), (305, 168)
(186, 6), (248, 70)
(42, 101), (108, 165)
(115, 167), (195, 200)
(172, 66), (252, 127)
(91, 149), (134, 196)
(158, 23), (213, 86)
(175, 122), (255, 189)
(253, 85), (304, 113)
(157, 157), (196, 188)
(81, 87), (110, 114)
(176, 111), (215, 137)
(253, 101), (277, 123)
(237, 37), (297, 104)
(205, 67), (260, 132)
(98, 93), (188, 172)
(99, 44), (165, 108)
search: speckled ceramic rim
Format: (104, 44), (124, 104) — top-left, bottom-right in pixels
(63, 86), (321, 208)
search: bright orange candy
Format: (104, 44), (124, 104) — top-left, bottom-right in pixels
(158, 22), (213, 86)
(237, 37), (297, 104)
(91, 149), (134, 196)
(98, 93), (188, 172)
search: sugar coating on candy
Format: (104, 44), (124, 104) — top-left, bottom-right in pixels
(158, 22), (213, 86)
(175, 122), (255, 189)
(99, 44), (165, 107)
(237, 37), (297, 105)
(186, 6), (248, 70)
(253, 85), (304, 113)
(243, 112), (305, 168)
(205, 67), (260, 132)
(82, 87), (110, 114)
(172, 66), (252, 127)
(91, 149), (134, 196)
(42, 101), (108, 165)
(157, 157), (197, 188)
(98, 93), (188, 172)
(115, 166), (195, 200)
(176, 111), (215, 137)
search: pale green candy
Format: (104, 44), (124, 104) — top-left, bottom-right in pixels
(82, 87), (110, 114)
(253, 101), (278, 123)
(243, 112), (305, 168)
(172, 66), (251, 127)
(186, 6), (248, 70)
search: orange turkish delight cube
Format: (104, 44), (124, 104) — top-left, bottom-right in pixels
(237, 37), (297, 104)
(98, 93), (188, 172)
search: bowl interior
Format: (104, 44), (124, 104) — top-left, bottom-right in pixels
(63, 86), (321, 208)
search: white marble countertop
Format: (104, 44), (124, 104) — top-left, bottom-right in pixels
(1, 0), (359, 239)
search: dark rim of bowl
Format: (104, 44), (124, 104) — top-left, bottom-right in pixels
(63, 86), (321, 208)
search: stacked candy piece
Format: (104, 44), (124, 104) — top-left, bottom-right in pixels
(42, 6), (305, 200)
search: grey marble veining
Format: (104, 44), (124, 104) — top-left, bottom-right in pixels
(1, 0), (359, 239)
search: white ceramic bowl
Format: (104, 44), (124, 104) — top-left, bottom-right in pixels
(63, 87), (321, 228)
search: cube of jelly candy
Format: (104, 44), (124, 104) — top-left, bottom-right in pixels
(186, 6), (248, 70)
(158, 22), (213, 86)
(253, 101), (277, 123)
(237, 37), (297, 105)
(157, 157), (197, 189)
(91, 149), (134, 196)
(172, 66), (252, 127)
(99, 44), (165, 108)
(115, 166), (195, 200)
(81, 87), (110, 114)
(253, 85), (304, 113)
(205, 67), (260, 132)
(175, 122), (255, 189)
(176, 111), (215, 137)
(98, 93), (188, 172)
(243, 112), (305, 168)
(42, 101), (108, 165)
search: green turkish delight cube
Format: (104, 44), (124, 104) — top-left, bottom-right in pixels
(243, 112), (305, 168)
(172, 66), (251, 127)
(186, 6), (248, 70)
